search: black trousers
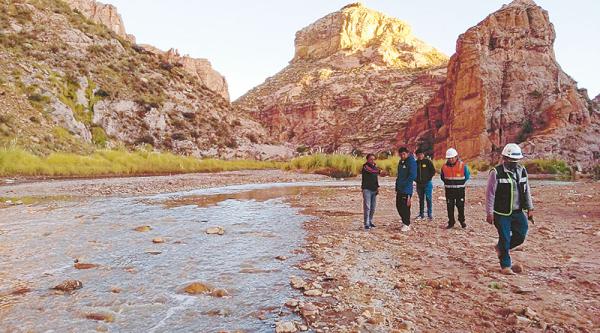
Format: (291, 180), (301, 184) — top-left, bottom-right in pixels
(396, 192), (411, 226)
(445, 187), (465, 225)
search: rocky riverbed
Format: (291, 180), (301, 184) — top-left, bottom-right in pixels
(1, 171), (599, 332)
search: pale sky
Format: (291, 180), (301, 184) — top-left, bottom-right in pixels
(106, 0), (600, 101)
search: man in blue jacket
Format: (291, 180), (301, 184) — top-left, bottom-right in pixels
(395, 147), (417, 232)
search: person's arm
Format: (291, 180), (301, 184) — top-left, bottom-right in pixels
(486, 169), (497, 223)
(408, 158), (417, 184)
(464, 164), (471, 182)
(395, 164), (401, 192)
(440, 167), (445, 183)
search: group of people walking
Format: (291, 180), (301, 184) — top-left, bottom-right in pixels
(360, 143), (534, 275)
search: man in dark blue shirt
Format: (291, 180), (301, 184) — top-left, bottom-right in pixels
(395, 147), (417, 232)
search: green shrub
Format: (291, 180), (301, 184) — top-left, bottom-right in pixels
(592, 164), (600, 180)
(523, 159), (572, 175)
(91, 126), (108, 147)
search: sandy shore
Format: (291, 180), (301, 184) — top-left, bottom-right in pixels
(1, 172), (599, 332)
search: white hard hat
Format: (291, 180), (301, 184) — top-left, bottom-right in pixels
(501, 143), (523, 160)
(445, 148), (458, 159)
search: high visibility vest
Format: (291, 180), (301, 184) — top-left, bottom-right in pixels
(493, 165), (530, 216)
(441, 161), (466, 188)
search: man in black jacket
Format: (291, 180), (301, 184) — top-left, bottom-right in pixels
(361, 153), (383, 230)
(415, 149), (435, 220)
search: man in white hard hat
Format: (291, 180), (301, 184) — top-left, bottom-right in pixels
(486, 143), (534, 275)
(440, 148), (470, 228)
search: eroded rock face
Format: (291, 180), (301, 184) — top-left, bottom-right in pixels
(64, 0), (135, 42)
(65, 1), (230, 101)
(141, 46), (230, 101)
(235, 3), (448, 153)
(405, 0), (600, 169)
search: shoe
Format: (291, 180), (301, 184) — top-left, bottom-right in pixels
(446, 223), (454, 229)
(369, 223), (376, 228)
(401, 225), (411, 232)
(500, 267), (516, 275)
(427, 216), (433, 221)
(460, 222), (467, 229)
(364, 225), (371, 230)
(415, 215), (424, 221)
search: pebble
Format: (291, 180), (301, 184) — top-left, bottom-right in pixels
(183, 282), (212, 295)
(210, 288), (230, 298)
(152, 238), (165, 244)
(512, 263), (524, 273)
(206, 227), (225, 235)
(275, 255), (288, 261)
(52, 280), (83, 292)
(300, 302), (319, 317)
(85, 312), (114, 323)
(285, 299), (299, 308)
(304, 289), (322, 296)
(134, 226), (152, 232)
(74, 263), (98, 270)
(290, 276), (307, 290)
(275, 321), (297, 333)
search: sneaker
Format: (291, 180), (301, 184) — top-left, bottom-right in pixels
(427, 216), (433, 221)
(460, 222), (467, 229)
(369, 223), (376, 228)
(364, 225), (371, 230)
(415, 215), (424, 221)
(500, 267), (516, 275)
(401, 225), (411, 232)
(445, 223), (454, 229)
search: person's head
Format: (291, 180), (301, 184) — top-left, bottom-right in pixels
(366, 153), (376, 164)
(445, 148), (458, 164)
(415, 148), (425, 160)
(398, 147), (410, 161)
(501, 143), (523, 168)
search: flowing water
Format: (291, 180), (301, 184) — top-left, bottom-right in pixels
(0, 181), (359, 332)
(0, 178), (573, 332)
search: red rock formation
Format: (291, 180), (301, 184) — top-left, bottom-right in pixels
(405, 0), (600, 169)
(235, 3), (448, 153)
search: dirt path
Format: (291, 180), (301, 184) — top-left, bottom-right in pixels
(289, 181), (600, 332)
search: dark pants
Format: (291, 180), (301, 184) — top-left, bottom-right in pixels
(396, 192), (411, 226)
(445, 187), (465, 225)
(494, 211), (529, 268)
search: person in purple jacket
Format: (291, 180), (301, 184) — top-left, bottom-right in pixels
(395, 147), (417, 232)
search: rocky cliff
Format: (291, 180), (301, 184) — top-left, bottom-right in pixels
(405, 0), (600, 169)
(64, 0), (134, 42)
(140, 46), (229, 101)
(64, 0), (230, 101)
(0, 0), (274, 158)
(235, 3), (448, 154)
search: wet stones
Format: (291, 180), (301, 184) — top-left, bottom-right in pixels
(275, 255), (288, 261)
(52, 279), (83, 292)
(210, 288), (230, 298)
(206, 227), (225, 235)
(74, 263), (98, 270)
(183, 282), (229, 298)
(183, 282), (213, 295)
(152, 237), (165, 244)
(85, 312), (115, 323)
(134, 225), (152, 232)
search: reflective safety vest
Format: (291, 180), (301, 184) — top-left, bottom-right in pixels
(441, 161), (466, 188)
(493, 165), (530, 216)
